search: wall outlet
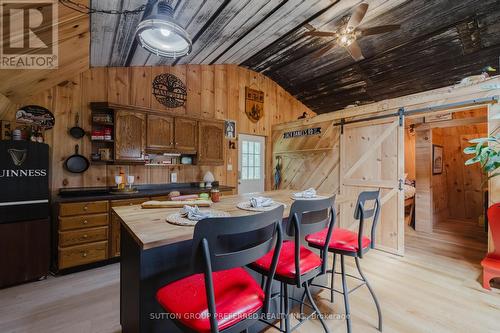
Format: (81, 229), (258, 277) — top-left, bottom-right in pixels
(170, 172), (177, 183)
(227, 164), (233, 171)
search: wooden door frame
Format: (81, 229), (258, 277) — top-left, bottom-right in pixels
(412, 106), (489, 234)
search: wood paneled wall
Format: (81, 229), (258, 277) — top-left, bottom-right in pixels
(0, 65), (313, 195)
(440, 123), (487, 220)
(431, 128), (448, 221)
(271, 120), (340, 194)
(0, 1), (90, 108)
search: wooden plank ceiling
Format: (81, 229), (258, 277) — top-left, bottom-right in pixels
(91, 0), (500, 114)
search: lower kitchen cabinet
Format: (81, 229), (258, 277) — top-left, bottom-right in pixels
(109, 198), (147, 258)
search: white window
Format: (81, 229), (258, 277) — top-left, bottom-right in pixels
(241, 140), (262, 180)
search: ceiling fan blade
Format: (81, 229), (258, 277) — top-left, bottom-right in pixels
(304, 23), (316, 31)
(345, 41), (365, 61)
(347, 3), (369, 30)
(359, 24), (401, 36)
(304, 31), (337, 37)
(313, 44), (334, 59)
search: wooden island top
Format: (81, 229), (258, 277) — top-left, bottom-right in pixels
(114, 189), (344, 250)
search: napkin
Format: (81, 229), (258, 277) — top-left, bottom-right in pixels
(249, 196), (274, 208)
(180, 205), (212, 221)
(293, 188), (317, 198)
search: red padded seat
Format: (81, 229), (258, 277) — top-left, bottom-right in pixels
(306, 228), (371, 253)
(251, 241), (322, 278)
(156, 267), (264, 332)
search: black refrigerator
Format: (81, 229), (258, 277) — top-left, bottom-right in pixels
(0, 140), (50, 288)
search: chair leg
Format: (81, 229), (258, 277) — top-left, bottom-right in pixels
(304, 281), (330, 333)
(355, 257), (382, 332)
(299, 282), (308, 318)
(483, 269), (493, 290)
(280, 282), (284, 331)
(283, 283), (291, 333)
(330, 253), (337, 303)
(340, 255), (352, 333)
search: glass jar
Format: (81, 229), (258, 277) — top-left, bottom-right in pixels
(210, 189), (221, 203)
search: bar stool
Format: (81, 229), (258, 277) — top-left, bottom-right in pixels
(156, 206), (284, 333)
(481, 203), (500, 290)
(305, 190), (382, 333)
(249, 196), (336, 333)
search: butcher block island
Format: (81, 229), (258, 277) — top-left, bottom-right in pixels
(114, 190), (343, 333)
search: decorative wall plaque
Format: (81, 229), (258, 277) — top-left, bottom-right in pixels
(283, 127), (321, 139)
(16, 105), (55, 129)
(245, 87), (264, 122)
(152, 73), (187, 108)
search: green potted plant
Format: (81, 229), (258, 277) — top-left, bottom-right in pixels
(464, 133), (500, 180)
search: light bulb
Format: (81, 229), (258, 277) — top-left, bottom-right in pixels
(160, 29), (171, 37)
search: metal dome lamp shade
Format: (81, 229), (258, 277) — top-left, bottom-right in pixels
(136, 1), (192, 58)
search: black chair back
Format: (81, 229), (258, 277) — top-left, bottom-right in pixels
(353, 190), (381, 257)
(191, 206), (284, 333)
(287, 195), (336, 285)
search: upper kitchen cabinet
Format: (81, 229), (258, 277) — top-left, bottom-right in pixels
(146, 114), (174, 152)
(198, 121), (224, 165)
(174, 118), (198, 152)
(115, 111), (146, 161)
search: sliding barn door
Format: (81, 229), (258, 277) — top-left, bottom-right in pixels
(340, 118), (405, 255)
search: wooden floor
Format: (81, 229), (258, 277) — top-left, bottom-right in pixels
(1, 217), (499, 333)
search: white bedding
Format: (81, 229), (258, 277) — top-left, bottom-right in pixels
(404, 184), (416, 200)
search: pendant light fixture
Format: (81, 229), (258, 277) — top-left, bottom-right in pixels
(135, 0), (192, 58)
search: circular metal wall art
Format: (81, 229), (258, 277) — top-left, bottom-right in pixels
(152, 73), (187, 108)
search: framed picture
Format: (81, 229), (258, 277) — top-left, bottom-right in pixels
(224, 120), (236, 139)
(432, 145), (443, 175)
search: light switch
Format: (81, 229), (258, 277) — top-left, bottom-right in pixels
(171, 172), (177, 183)
(227, 164), (233, 171)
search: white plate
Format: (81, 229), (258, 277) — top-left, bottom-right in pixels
(236, 201), (287, 212)
(290, 195), (328, 200)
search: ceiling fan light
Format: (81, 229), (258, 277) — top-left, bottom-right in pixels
(135, 1), (192, 58)
(339, 34), (355, 47)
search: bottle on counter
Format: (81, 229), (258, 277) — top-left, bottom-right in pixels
(119, 167), (126, 190)
(210, 188), (221, 203)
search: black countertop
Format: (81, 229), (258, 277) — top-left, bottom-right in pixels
(56, 183), (234, 203)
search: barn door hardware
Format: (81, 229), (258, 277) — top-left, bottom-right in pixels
(404, 96), (499, 117)
(332, 95), (498, 128)
(398, 179), (404, 191)
(398, 108), (405, 126)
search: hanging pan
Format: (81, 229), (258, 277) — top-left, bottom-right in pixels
(65, 144), (90, 173)
(69, 113), (85, 139)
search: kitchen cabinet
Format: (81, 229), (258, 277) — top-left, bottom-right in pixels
(109, 198), (148, 258)
(57, 201), (109, 270)
(174, 118), (198, 152)
(198, 121), (224, 165)
(115, 111), (146, 161)
(147, 114), (174, 151)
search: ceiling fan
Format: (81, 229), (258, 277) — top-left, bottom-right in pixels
(304, 3), (401, 61)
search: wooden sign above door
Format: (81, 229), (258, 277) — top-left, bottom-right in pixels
(245, 87), (264, 123)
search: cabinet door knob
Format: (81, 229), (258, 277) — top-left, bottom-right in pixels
(83, 205), (88, 211)
(83, 234), (88, 239)
(83, 220), (88, 224)
(81, 252), (88, 258)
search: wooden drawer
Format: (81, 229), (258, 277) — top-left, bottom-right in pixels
(59, 201), (109, 217)
(59, 227), (108, 247)
(59, 213), (108, 231)
(150, 195), (170, 201)
(110, 198), (149, 207)
(58, 241), (108, 269)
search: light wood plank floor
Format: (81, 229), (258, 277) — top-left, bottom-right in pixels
(1, 218), (498, 333)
